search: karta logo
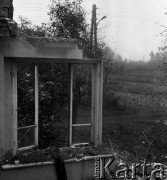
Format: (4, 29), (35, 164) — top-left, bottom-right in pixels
(94, 157), (119, 179)
(94, 158), (167, 179)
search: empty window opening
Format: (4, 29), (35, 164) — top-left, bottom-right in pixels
(72, 65), (92, 144)
(17, 63), (37, 150)
(13, 59), (103, 152)
(38, 63), (69, 148)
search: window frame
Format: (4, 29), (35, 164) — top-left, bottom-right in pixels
(11, 58), (103, 154)
(12, 62), (39, 151)
(69, 64), (93, 145)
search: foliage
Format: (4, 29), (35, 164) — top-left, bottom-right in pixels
(158, 21), (167, 52)
(38, 64), (69, 147)
(17, 16), (46, 37)
(17, 64), (35, 127)
(148, 50), (167, 85)
(48, 0), (88, 50)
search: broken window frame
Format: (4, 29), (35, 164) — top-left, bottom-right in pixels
(11, 58), (103, 154)
(12, 62), (39, 151)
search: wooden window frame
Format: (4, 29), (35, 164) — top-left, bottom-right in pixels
(12, 62), (39, 153)
(11, 58), (103, 154)
(69, 63), (103, 146)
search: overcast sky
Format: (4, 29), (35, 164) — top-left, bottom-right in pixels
(13, 0), (167, 60)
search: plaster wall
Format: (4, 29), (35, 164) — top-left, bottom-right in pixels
(0, 38), (83, 59)
(0, 53), (5, 160)
(0, 37), (83, 159)
(4, 59), (14, 159)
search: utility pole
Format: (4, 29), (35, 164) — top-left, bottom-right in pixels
(90, 4), (96, 58)
(90, 5), (94, 58)
(94, 5), (97, 58)
(90, 4), (106, 59)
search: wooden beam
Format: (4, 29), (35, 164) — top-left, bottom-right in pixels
(98, 61), (103, 144)
(94, 63), (100, 146)
(91, 65), (95, 143)
(17, 125), (36, 129)
(35, 63), (39, 146)
(69, 65), (73, 145)
(72, 123), (92, 127)
(5, 57), (102, 64)
(18, 145), (36, 151)
(93, 61), (103, 146)
(12, 61), (17, 155)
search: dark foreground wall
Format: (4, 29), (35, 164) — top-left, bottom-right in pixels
(0, 160), (94, 180)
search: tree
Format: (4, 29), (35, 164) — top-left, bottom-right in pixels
(18, 1), (105, 59)
(149, 50), (155, 61)
(103, 46), (114, 62)
(48, 0), (88, 49)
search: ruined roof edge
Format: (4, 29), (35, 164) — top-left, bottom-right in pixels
(26, 37), (78, 48)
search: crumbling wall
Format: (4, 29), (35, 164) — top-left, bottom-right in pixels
(0, 0), (13, 19)
(0, 0), (17, 36)
(0, 0), (15, 160)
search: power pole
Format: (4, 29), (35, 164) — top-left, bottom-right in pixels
(90, 4), (106, 59)
(94, 4), (97, 58)
(90, 4), (96, 58)
(90, 5), (94, 58)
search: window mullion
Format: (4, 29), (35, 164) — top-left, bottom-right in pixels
(12, 61), (17, 154)
(72, 123), (92, 127)
(98, 61), (103, 145)
(35, 63), (39, 146)
(69, 64), (73, 145)
(91, 65), (95, 143)
(94, 64), (100, 146)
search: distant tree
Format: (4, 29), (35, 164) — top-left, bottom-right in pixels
(18, 16), (31, 30)
(103, 46), (115, 82)
(103, 46), (114, 63)
(159, 20), (167, 51)
(149, 50), (155, 61)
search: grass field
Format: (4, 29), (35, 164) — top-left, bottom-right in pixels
(102, 66), (167, 163)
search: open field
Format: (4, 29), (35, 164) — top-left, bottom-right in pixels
(102, 67), (167, 163)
